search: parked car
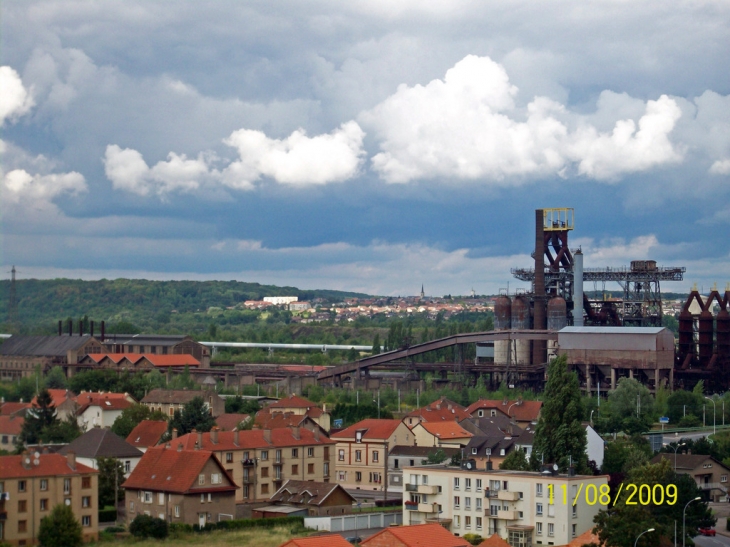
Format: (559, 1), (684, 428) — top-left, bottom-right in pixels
(346, 537), (362, 544)
(699, 527), (716, 536)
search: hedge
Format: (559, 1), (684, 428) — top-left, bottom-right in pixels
(98, 507), (118, 522)
(191, 516), (304, 533)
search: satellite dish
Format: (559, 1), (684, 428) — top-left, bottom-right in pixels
(34, 451), (40, 459)
(33, 459), (40, 466)
(466, 462), (473, 470)
(553, 463), (559, 471)
(24, 457), (30, 465)
(65, 499), (71, 505)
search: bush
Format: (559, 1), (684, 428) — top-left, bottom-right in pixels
(38, 503), (82, 547)
(98, 507), (117, 522)
(463, 534), (484, 546)
(104, 525), (125, 533)
(678, 415), (702, 428)
(129, 514), (169, 539)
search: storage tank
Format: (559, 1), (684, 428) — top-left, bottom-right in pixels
(511, 295), (531, 364)
(494, 294), (511, 365)
(547, 297), (568, 331)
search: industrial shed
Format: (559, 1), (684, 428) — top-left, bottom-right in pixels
(557, 327), (675, 394)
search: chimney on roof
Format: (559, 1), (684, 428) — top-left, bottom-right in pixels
(196, 429), (203, 449)
(313, 428), (320, 442)
(21, 451), (31, 469)
(263, 429), (271, 444)
(233, 428), (239, 446)
(211, 427), (219, 444)
(502, 398), (508, 406)
(172, 428), (178, 440)
(165, 442), (170, 449)
(177, 443), (183, 452)
(291, 426), (300, 440)
(66, 451), (76, 470)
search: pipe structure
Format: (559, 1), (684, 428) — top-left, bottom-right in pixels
(200, 342), (372, 351)
(573, 250), (584, 327)
(534, 209), (547, 364)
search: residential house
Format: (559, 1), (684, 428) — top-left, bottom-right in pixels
(403, 398), (471, 429)
(169, 426), (335, 505)
(330, 419), (415, 491)
(461, 415), (534, 470)
(278, 535), (353, 547)
(30, 389), (77, 422)
(215, 413), (251, 431)
(254, 411), (326, 437)
(411, 422), (473, 449)
(360, 522), (470, 547)
(466, 400), (542, 428)
(122, 445), (237, 527)
(141, 389), (226, 418)
(58, 428), (143, 477)
(650, 453), (730, 502)
(126, 420), (168, 453)
(74, 391), (136, 431)
(402, 464), (607, 545)
(0, 416), (23, 453)
(261, 395), (331, 432)
(0, 451), (99, 545)
(0, 402), (31, 417)
(258, 480), (356, 517)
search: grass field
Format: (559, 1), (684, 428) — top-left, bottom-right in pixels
(93, 526), (310, 547)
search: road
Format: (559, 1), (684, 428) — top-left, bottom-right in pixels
(695, 534), (730, 547)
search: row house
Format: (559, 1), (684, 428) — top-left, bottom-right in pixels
(0, 451), (99, 545)
(122, 445), (237, 527)
(330, 419), (415, 491)
(169, 426), (335, 504)
(402, 464), (607, 546)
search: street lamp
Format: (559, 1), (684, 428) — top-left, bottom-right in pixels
(590, 410), (594, 425)
(664, 442), (686, 471)
(683, 496), (701, 547)
(634, 528), (655, 547)
(705, 397), (716, 436)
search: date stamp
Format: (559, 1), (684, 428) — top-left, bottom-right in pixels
(548, 483), (678, 506)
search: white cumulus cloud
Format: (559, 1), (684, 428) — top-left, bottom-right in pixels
(362, 55), (683, 183)
(1, 168), (86, 213)
(0, 66), (34, 125)
(710, 159), (730, 175)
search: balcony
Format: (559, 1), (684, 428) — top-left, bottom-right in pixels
(498, 491), (520, 501)
(497, 510), (517, 520)
(405, 501), (419, 511)
(242, 459), (256, 466)
(404, 501), (438, 513)
(405, 484), (439, 495)
(243, 475), (255, 484)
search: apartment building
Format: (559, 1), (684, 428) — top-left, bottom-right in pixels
(169, 426), (335, 504)
(402, 464), (607, 547)
(141, 389), (226, 418)
(0, 451), (99, 545)
(330, 419), (415, 491)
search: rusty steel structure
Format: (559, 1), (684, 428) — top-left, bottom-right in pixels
(675, 285), (730, 391)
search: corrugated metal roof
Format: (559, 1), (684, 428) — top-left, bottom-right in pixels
(559, 327), (666, 334)
(0, 335), (93, 356)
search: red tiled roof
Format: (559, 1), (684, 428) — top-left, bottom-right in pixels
(74, 392), (136, 412)
(361, 523), (470, 547)
(419, 421), (473, 439)
(0, 415), (24, 435)
(31, 389), (74, 408)
(330, 419), (403, 441)
(279, 535), (353, 547)
(564, 529), (602, 547)
(122, 445), (236, 494)
(405, 403), (471, 424)
(466, 400), (542, 422)
(85, 353), (200, 367)
(268, 395), (318, 409)
(254, 412), (308, 430)
(215, 413), (250, 431)
(0, 453), (97, 479)
(126, 420), (168, 449)
(478, 534), (512, 547)
(0, 402), (31, 416)
(171, 427), (334, 452)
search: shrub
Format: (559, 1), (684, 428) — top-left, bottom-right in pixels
(38, 503), (82, 547)
(463, 534), (484, 546)
(98, 507), (118, 522)
(129, 514), (169, 539)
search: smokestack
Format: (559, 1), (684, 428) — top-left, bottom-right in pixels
(68, 319), (73, 336)
(90, 321), (94, 338)
(573, 250), (584, 327)
(101, 321), (105, 342)
(233, 428), (239, 446)
(172, 428), (178, 439)
(79, 320), (83, 336)
(534, 209), (547, 364)
(58, 320), (62, 336)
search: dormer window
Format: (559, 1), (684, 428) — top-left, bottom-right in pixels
(478, 410), (484, 417)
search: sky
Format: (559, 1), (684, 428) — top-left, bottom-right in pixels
(1, 0), (729, 297)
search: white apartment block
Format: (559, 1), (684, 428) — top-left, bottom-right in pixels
(264, 296), (299, 305)
(402, 465), (608, 547)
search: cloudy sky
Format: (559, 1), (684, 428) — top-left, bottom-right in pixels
(1, 1), (729, 296)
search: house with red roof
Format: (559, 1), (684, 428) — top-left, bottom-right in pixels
(0, 451), (99, 544)
(122, 444), (237, 527)
(330, 419), (415, 491)
(215, 413), (251, 431)
(360, 522), (470, 547)
(411, 421), (473, 449)
(31, 389), (77, 421)
(278, 535), (353, 547)
(141, 388), (226, 418)
(465, 399), (542, 427)
(403, 397), (471, 429)
(74, 391), (137, 431)
(0, 414), (24, 452)
(169, 425), (335, 506)
(0, 401), (31, 418)
(126, 419), (168, 453)
(261, 395), (331, 432)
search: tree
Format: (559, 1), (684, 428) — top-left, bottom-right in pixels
(97, 457), (125, 508)
(531, 355), (588, 473)
(168, 366), (196, 390)
(421, 449), (448, 465)
(667, 389), (703, 425)
(168, 396), (215, 436)
(371, 333), (381, 355)
(38, 503), (82, 547)
(224, 396), (261, 416)
(111, 404), (168, 439)
(606, 378), (654, 433)
(130, 514), (169, 539)
(44, 366), (67, 389)
(17, 388), (58, 448)
(499, 450), (531, 471)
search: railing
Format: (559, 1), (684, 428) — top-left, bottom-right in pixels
(242, 459), (256, 466)
(404, 502), (419, 511)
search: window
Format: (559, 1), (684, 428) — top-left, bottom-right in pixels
(476, 517), (482, 530)
(372, 450), (379, 463)
(40, 498), (48, 511)
(536, 483), (543, 497)
(536, 523), (542, 535)
(465, 516), (472, 529)
(261, 450), (268, 461)
(40, 479), (48, 491)
(308, 463), (314, 474)
(200, 493), (205, 503)
(308, 447), (314, 457)
(723, 475), (728, 483)
(465, 478), (472, 490)
(572, 504), (577, 517)
(476, 479), (482, 491)
(548, 523), (554, 537)
(82, 515), (91, 527)
(573, 524), (577, 537)
(536, 503), (543, 516)
(478, 410), (484, 417)
(454, 496), (460, 508)
(500, 449), (506, 456)
(465, 497), (471, 510)
(454, 515), (461, 528)
(275, 449), (282, 462)
(18, 520), (27, 533)
(292, 464), (299, 475)
(356, 472), (362, 482)
(292, 448), (298, 458)
(338, 449), (345, 461)
(83, 496), (91, 508)
(548, 505), (555, 517)
(355, 450), (362, 462)
(490, 504), (499, 516)
(125, 460), (131, 473)
(244, 451), (250, 460)
(261, 467), (269, 478)
(175, 505), (180, 517)
(454, 477), (460, 490)
(18, 480), (26, 492)
(18, 500), (27, 513)
(226, 452), (233, 463)
(211, 473), (221, 485)
(130, 501), (135, 512)
(472, 448), (477, 455)
(158, 492), (165, 505)
(518, 511), (524, 519)
(261, 483), (269, 495)
(199, 474), (205, 485)
(208, 493), (212, 503)
(324, 462), (329, 476)
(64, 478), (71, 494)
(144, 491), (152, 503)
(502, 481), (508, 490)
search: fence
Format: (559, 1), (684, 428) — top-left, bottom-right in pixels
(305, 511), (402, 532)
